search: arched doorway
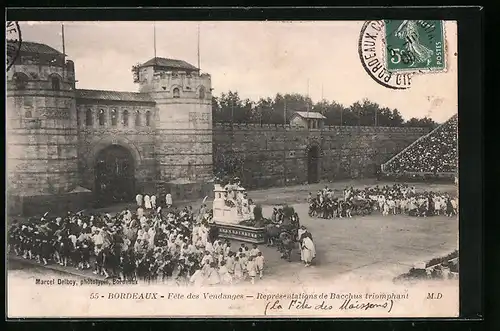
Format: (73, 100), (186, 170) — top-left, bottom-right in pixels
(94, 145), (135, 205)
(307, 145), (320, 184)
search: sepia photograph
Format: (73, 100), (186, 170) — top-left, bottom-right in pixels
(6, 19), (459, 318)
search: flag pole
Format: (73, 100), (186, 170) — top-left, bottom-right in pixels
(197, 23), (201, 71)
(231, 98), (234, 124)
(307, 79), (310, 129)
(284, 97), (287, 125)
(283, 97), (287, 186)
(153, 22), (157, 64)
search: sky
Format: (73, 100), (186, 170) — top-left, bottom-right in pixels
(18, 21), (457, 122)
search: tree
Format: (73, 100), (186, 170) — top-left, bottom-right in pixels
(404, 117), (439, 129)
(273, 93), (313, 123)
(214, 91), (256, 123)
(390, 109), (405, 127)
(253, 97), (274, 125)
(212, 96), (221, 122)
(312, 100), (345, 126)
(212, 91), (432, 128)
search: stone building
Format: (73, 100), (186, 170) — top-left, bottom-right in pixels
(7, 41), (213, 215)
(289, 111), (326, 129)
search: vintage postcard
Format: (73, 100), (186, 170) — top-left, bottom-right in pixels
(6, 20), (459, 318)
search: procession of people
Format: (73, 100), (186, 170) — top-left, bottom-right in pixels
(308, 184), (458, 219)
(8, 194), (275, 286)
(9, 171), (462, 285)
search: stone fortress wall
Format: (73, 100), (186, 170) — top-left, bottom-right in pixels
(75, 95), (157, 193)
(213, 123), (429, 189)
(143, 70), (213, 183)
(6, 53), (81, 214)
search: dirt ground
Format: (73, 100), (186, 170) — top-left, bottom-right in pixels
(8, 179), (458, 284)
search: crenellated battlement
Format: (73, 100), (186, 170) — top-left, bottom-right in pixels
(6, 60), (76, 92)
(139, 67), (212, 97)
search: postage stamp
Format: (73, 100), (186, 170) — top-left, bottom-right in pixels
(384, 20), (446, 73)
(6, 20), (459, 319)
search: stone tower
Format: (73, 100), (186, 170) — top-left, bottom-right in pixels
(133, 57), (213, 198)
(6, 41), (80, 214)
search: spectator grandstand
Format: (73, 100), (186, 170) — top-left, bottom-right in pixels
(382, 114), (458, 178)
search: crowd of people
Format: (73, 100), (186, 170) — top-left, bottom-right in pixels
(383, 114), (458, 174)
(8, 196), (269, 286)
(308, 184), (458, 219)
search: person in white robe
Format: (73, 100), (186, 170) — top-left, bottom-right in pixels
(233, 256), (243, 282)
(150, 195), (156, 209)
(201, 251), (213, 266)
(135, 193), (143, 207)
(144, 195), (151, 210)
(249, 244), (260, 258)
(123, 209), (132, 224)
(297, 226), (307, 242)
(255, 252), (265, 279)
(199, 223), (209, 245)
(300, 236), (316, 267)
(190, 265), (206, 286)
(246, 256), (257, 284)
(192, 223), (200, 243)
(194, 239), (204, 251)
(165, 193), (173, 208)
(147, 226), (156, 249)
(218, 261), (233, 285)
(139, 215), (147, 227)
(187, 242), (197, 255)
(225, 253), (235, 276)
(205, 240), (214, 254)
(137, 207), (144, 219)
(204, 263), (221, 286)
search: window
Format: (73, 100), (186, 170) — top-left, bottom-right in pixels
(25, 110), (32, 118)
(13, 73), (28, 90)
(24, 97), (33, 107)
(51, 76), (60, 91)
(145, 111), (151, 127)
(111, 109), (117, 126)
(122, 110), (129, 126)
(86, 109), (93, 126)
(199, 86), (205, 99)
(135, 110), (141, 126)
(98, 109), (106, 126)
(173, 88), (180, 98)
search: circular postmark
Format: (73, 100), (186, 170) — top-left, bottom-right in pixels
(358, 21), (413, 90)
(6, 21), (22, 72)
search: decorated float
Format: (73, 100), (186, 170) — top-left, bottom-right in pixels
(211, 181), (266, 244)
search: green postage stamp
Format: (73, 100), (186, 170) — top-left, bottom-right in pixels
(384, 20), (446, 72)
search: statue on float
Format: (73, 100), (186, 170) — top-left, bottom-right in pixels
(212, 177), (255, 225)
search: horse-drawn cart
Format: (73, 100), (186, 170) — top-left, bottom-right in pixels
(264, 206), (300, 261)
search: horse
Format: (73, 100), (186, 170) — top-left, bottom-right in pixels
(277, 231), (296, 262)
(264, 223), (281, 246)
